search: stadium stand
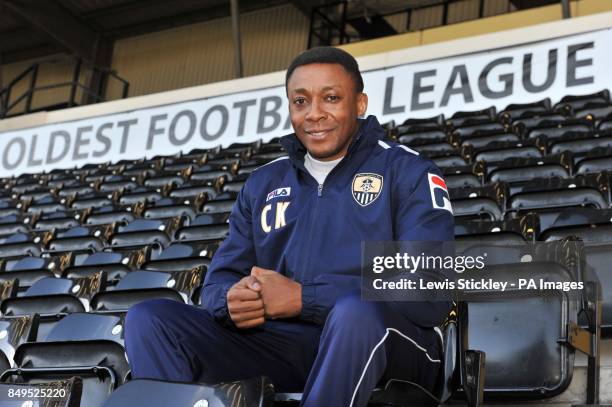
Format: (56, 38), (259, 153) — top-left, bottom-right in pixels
(1, 0), (612, 405)
(0, 88), (606, 405)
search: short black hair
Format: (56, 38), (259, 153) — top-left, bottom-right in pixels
(285, 46), (364, 93)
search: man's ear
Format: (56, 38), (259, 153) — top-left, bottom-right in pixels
(357, 93), (368, 117)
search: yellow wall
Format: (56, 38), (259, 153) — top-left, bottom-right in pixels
(108, 4), (309, 98)
(339, 0), (612, 57)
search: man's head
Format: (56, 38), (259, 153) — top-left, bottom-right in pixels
(285, 47), (368, 161)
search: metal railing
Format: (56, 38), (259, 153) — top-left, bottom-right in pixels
(308, 0), (567, 48)
(0, 55), (129, 119)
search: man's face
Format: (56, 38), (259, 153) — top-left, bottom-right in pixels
(287, 63), (368, 161)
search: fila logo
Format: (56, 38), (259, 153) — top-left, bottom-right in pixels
(266, 187), (291, 202)
(427, 173), (453, 214)
(261, 201), (290, 233)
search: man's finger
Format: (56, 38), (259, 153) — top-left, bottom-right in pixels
(245, 275), (261, 291)
(251, 266), (276, 278)
(231, 308), (265, 322)
(228, 299), (264, 313)
(227, 286), (261, 302)
(235, 316), (265, 329)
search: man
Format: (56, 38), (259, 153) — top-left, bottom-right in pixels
(125, 46), (454, 406)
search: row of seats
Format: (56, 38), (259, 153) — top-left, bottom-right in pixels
(0, 90), (607, 406)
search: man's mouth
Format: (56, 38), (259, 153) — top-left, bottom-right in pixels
(306, 129), (334, 138)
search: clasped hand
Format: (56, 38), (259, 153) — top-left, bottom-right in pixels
(226, 266), (302, 329)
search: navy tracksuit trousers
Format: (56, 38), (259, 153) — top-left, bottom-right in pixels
(124, 294), (442, 407)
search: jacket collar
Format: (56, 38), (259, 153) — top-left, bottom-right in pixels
(279, 115), (386, 168)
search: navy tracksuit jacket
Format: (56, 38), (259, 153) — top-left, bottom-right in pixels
(125, 115), (455, 407)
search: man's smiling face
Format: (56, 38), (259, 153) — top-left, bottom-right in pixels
(287, 63), (368, 161)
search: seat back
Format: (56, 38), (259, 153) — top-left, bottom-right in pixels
(102, 377), (275, 407)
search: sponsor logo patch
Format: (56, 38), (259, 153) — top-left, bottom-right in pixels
(266, 187), (291, 202)
(352, 173), (383, 206)
(428, 173), (453, 214)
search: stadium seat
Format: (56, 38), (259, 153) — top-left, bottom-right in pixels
(527, 119), (592, 140)
(499, 98), (551, 122)
(1, 312), (130, 407)
(455, 213), (539, 242)
(63, 251), (133, 284)
(84, 205), (135, 226)
(143, 242), (212, 272)
(468, 141), (542, 163)
(554, 89), (610, 113)
(142, 198), (198, 222)
(449, 183), (507, 221)
(548, 130), (612, 156)
(575, 103), (612, 125)
(454, 130), (519, 149)
(511, 112), (566, 136)
(91, 267), (202, 310)
(110, 218), (181, 253)
(447, 106), (496, 128)
(101, 376), (275, 407)
(0, 256), (56, 291)
(459, 240), (600, 403)
(398, 129), (447, 146)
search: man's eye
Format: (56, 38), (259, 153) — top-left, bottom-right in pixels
(326, 95), (339, 102)
(294, 98), (306, 105)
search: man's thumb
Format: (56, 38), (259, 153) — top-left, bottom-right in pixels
(246, 275), (261, 291)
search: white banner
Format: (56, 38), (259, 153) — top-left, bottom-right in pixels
(0, 28), (611, 177)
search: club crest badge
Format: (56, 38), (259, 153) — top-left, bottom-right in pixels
(352, 173), (383, 206)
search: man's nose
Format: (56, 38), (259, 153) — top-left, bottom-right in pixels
(306, 100), (326, 122)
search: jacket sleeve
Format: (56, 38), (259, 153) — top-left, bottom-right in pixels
(388, 158), (455, 327)
(201, 181), (256, 327)
(300, 156), (455, 327)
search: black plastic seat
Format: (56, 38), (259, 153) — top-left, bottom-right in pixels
(398, 129), (447, 146)
(546, 129), (612, 157)
(472, 143), (542, 163)
(176, 223), (229, 242)
(143, 242), (212, 272)
(140, 197), (197, 221)
(84, 206), (135, 226)
(202, 199), (236, 214)
(459, 250), (595, 401)
(428, 153), (467, 168)
(575, 102), (612, 123)
(63, 251), (134, 285)
(499, 98), (551, 122)
(510, 181), (608, 232)
(0, 239), (42, 259)
(1, 312), (130, 407)
(398, 114), (445, 133)
(447, 107), (496, 128)
(110, 218), (178, 252)
(1, 273), (104, 319)
(576, 155), (612, 175)
(119, 190), (164, 205)
(0, 315), (38, 369)
(527, 119), (592, 140)
(1, 256), (55, 291)
(555, 89), (609, 113)
(192, 212), (231, 226)
(92, 267), (202, 310)
(34, 211), (80, 231)
(449, 183), (507, 221)
(455, 213), (538, 242)
(46, 226), (107, 255)
(103, 376), (274, 407)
